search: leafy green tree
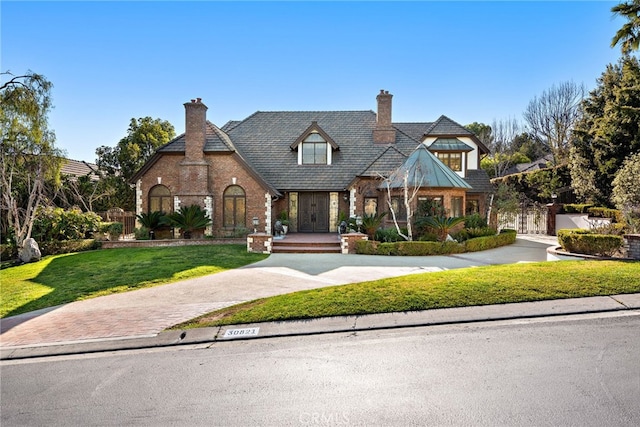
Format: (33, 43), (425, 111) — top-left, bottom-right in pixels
(612, 152), (640, 212)
(0, 71), (63, 248)
(96, 117), (175, 210)
(512, 132), (548, 161)
(611, 0), (640, 55)
(465, 122), (493, 148)
(570, 56), (640, 205)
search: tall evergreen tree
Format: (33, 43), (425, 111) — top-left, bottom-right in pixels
(570, 56), (640, 205)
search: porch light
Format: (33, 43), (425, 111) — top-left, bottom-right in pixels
(252, 216), (259, 233)
(356, 215), (363, 232)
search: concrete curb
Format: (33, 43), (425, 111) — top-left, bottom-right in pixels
(2, 294), (639, 361)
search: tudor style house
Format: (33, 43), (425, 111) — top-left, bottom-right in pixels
(130, 90), (493, 237)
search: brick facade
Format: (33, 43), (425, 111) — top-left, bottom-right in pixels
(136, 153), (271, 237)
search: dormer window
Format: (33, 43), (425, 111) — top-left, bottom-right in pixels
(437, 152), (462, 171)
(302, 133), (328, 164)
(291, 121), (339, 166)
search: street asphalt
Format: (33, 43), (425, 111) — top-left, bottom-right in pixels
(2, 235), (639, 360)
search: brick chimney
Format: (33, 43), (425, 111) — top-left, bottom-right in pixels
(184, 98), (208, 162)
(373, 90), (396, 144)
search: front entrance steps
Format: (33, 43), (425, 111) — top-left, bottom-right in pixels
(271, 233), (342, 254)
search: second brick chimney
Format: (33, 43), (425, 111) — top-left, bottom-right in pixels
(184, 98), (208, 162)
(373, 90), (396, 144)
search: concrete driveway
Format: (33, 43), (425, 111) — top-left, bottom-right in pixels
(0, 236), (557, 348)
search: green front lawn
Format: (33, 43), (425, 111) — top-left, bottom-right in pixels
(178, 260), (640, 328)
(0, 245), (268, 318)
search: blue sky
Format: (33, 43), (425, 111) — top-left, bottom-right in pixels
(2, 1), (625, 163)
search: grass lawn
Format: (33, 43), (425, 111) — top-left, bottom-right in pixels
(178, 260), (640, 328)
(0, 245), (268, 318)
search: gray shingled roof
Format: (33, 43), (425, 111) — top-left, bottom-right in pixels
(425, 115), (475, 136)
(158, 122), (235, 153)
(394, 122), (433, 141)
(358, 145), (408, 177)
(224, 111), (419, 191)
(464, 169), (494, 194)
(61, 158), (100, 181)
(148, 110), (492, 195)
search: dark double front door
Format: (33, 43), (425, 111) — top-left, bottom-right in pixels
(298, 192), (329, 233)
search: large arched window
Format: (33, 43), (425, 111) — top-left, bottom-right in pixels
(223, 185), (246, 229)
(149, 185), (172, 213)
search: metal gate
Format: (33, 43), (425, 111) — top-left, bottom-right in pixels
(497, 195), (548, 234)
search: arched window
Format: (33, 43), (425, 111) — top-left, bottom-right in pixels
(149, 185), (172, 213)
(224, 185), (246, 229)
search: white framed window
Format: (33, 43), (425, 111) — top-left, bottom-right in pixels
(300, 133), (330, 165)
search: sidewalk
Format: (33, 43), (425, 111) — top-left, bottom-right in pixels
(4, 235), (632, 360)
(3, 294), (639, 360)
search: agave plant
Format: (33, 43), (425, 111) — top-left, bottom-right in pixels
(422, 216), (465, 242)
(164, 205), (212, 239)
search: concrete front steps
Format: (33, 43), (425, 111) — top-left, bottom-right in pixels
(271, 233), (342, 254)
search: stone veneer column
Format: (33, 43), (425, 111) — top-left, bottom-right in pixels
(264, 193), (272, 235)
(204, 196), (213, 236)
(135, 180), (142, 228)
(329, 192), (339, 233)
(349, 188), (356, 218)
(340, 233), (368, 254)
(247, 233), (272, 254)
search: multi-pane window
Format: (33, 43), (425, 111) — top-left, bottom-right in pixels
(466, 199), (479, 215)
(451, 196), (464, 218)
(437, 152), (462, 171)
(223, 185), (246, 229)
(364, 197), (378, 216)
(301, 133), (328, 165)
(149, 185), (172, 213)
(389, 197), (407, 221)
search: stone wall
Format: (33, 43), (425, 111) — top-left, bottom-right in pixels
(625, 235), (640, 260)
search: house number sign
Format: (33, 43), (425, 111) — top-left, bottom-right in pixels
(223, 327), (260, 339)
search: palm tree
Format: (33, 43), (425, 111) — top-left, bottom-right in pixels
(611, 0), (640, 55)
(164, 205), (211, 239)
(422, 216), (466, 242)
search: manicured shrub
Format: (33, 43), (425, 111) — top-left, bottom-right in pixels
(396, 241), (464, 256)
(465, 230), (516, 252)
(355, 240), (379, 255)
(588, 207), (623, 223)
(38, 239), (101, 256)
(452, 227), (496, 242)
(563, 204), (594, 214)
(377, 242), (398, 255)
(557, 229), (623, 257)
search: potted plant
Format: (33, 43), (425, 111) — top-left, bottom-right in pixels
(164, 205), (212, 239)
(278, 211), (290, 234)
(136, 211), (167, 240)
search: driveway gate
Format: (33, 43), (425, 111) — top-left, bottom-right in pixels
(497, 195), (548, 234)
